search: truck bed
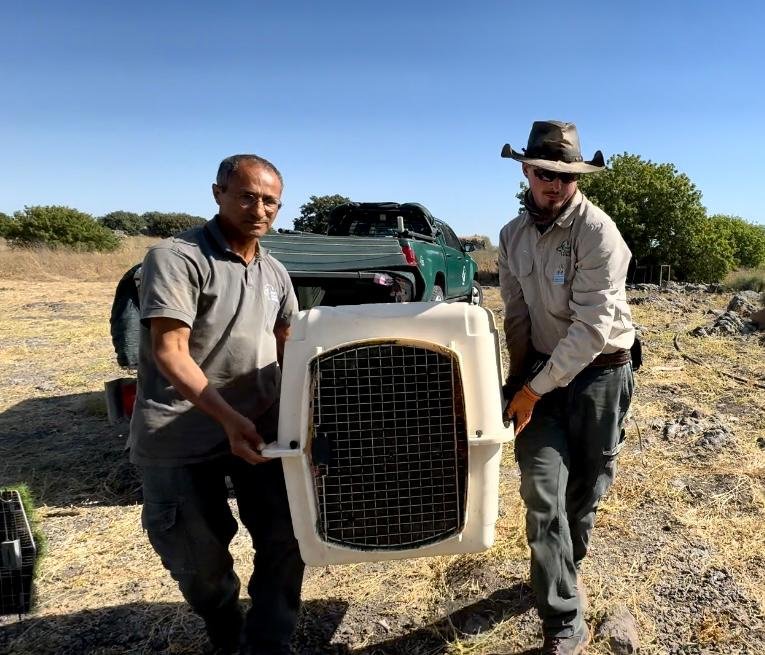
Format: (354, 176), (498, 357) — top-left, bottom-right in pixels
(261, 232), (417, 308)
(261, 232), (409, 272)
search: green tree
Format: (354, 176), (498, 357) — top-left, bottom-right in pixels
(6, 205), (119, 252)
(683, 216), (737, 282)
(708, 214), (765, 269)
(577, 153), (709, 279)
(142, 212), (207, 238)
(0, 211), (11, 238)
(293, 194), (351, 233)
(100, 210), (146, 235)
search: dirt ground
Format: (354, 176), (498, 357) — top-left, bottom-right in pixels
(1, 269), (764, 654)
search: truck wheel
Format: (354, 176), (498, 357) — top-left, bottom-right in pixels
(469, 280), (483, 306)
(430, 285), (445, 302)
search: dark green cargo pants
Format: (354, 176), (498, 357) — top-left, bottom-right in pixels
(515, 362), (634, 638)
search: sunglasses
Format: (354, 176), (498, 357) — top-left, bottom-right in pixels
(531, 168), (579, 184)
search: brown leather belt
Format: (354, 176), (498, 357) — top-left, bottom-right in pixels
(589, 349), (631, 368)
(532, 348), (631, 369)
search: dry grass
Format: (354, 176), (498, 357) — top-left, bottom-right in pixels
(724, 267), (765, 294)
(1, 262), (764, 653)
(623, 297), (765, 636)
(0, 279), (127, 410)
(469, 249), (499, 286)
(0, 236), (156, 282)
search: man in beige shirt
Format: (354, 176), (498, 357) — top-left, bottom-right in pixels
(498, 121), (636, 654)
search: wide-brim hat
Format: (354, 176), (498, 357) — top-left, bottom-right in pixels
(501, 120), (605, 173)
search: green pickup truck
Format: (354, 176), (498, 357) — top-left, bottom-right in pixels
(261, 202), (481, 310)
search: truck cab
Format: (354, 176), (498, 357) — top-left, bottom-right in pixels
(313, 201), (480, 305)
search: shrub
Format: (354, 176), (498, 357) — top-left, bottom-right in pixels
(100, 211), (146, 236)
(681, 216), (737, 282)
(143, 212), (207, 238)
(709, 214), (765, 269)
(6, 206), (120, 252)
(0, 211), (11, 237)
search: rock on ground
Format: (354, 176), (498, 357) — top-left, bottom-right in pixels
(691, 304), (760, 337)
(662, 410), (735, 456)
(726, 292), (761, 318)
(595, 603), (640, 654)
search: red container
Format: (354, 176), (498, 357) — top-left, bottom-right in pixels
(120, 380), (137, 418)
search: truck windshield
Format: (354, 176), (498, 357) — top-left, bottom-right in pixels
(328, 211), (433, 237)
(346, 218), (399, 237)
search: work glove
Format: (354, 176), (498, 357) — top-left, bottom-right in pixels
(506, 384), (541, 435)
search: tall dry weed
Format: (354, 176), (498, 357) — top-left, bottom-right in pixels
(471, 248), (499, 285)
(0, 236), (157, 283)
(724, 267), (765, 295)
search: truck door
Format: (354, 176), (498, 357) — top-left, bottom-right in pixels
(438, 222), (471, 298)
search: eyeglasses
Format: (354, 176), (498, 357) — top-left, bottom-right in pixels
(532, 168), (579, 184)
(235, 192), (282, 213)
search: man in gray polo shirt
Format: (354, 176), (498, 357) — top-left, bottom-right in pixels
(130, 154), (303, 655)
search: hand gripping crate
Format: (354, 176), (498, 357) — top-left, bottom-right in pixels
(1, 490), (37, 615)
(263, 302), (513, 565)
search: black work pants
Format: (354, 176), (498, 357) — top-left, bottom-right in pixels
(140, 455), (305, 654)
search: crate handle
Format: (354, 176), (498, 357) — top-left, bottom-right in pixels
(261, 445), (303, 459)
(467, 422), (515, 445)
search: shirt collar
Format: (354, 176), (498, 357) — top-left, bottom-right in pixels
(205, 216), (270, 261)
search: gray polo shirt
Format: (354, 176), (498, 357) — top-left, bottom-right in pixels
(128, 217), (298, 466)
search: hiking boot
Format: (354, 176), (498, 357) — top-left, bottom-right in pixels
(203, 604), (243, 655)
(576, 572), (589, 614)
(541, 623), (590, 655)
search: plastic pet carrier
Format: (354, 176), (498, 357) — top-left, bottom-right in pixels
(1, 490), (37, 615)
(263, 302), (513, 565)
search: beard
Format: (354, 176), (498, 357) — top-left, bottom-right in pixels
(524, 188), (575, 225)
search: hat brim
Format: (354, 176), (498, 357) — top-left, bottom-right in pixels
(501, 144), (605, 173)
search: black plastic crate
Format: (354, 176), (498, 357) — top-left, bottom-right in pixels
(1, 490), (37, 615)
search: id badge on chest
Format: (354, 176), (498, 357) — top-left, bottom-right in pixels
(552, 266), (565, 285)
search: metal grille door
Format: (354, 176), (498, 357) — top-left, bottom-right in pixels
(310, 341), (468, 550)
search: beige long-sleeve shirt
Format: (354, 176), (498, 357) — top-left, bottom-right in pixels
(498, 191), (635, 396)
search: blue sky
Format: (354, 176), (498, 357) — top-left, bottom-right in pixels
(1, 1), (763, 239)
